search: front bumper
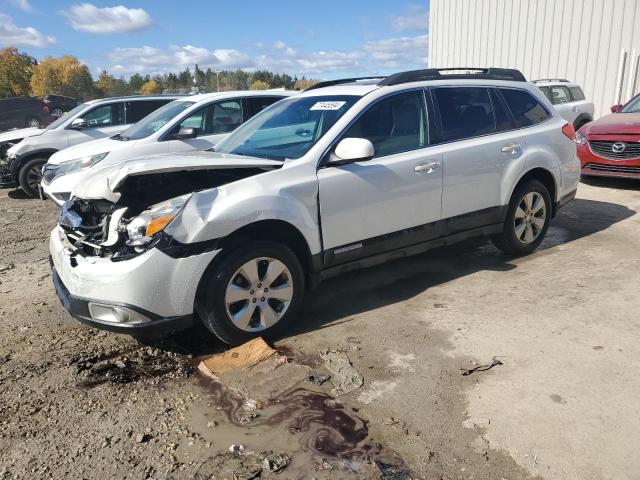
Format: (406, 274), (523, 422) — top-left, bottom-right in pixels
(578, 139), (640, 179)
(49, 225), (220, 335)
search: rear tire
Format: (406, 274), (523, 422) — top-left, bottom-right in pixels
(18, 157), (46, 198)
(492, 180), (552, 256)
(195, 241), (305, 346)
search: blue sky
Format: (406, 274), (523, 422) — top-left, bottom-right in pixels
(0, 0), (429, 79)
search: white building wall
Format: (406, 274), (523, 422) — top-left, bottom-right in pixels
(428, 0), (640, 119)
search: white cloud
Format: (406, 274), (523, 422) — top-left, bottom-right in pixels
(0, 14), (55, 48)
(390, 4), (429, 32)
(103, 34), (428, 77)
(64, 3), (153, 34)
(362, 34), (428, 69)
(106, 45), (253, 75)
(8, 0), (34, 13)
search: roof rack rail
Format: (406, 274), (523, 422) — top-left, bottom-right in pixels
(532, 78), (570, 83)
(378, 68), (527, 86)
(304, 77), (384, 91)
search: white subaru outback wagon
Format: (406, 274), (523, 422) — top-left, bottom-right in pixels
(49, 68), (580, 345)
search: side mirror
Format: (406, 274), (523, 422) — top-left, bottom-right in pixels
(169, 127), (197, 140)
(69, 118), (86, 130)
(611, 104), (623, 113)
(330, 138), (375, 165)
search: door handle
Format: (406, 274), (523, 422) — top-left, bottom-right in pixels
(414, 162), (440, 174)
(501, 143), (521, 155)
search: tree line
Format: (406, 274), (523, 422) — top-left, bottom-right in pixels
(0, 47), (319, 100)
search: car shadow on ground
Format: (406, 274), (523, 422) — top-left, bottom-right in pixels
(159, 196), (635, 355)
(7, 189), (34, 200)
(581, 176), (640, 191)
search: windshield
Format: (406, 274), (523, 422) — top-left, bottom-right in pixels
(46, 102), (88, 130)
(621, 95), (640, 113)
(214, 95), (359, 160)
(116, 100), (195, 140)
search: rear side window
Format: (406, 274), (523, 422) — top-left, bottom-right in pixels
(569, 86), (585, 101)
(247, 97), (283, 118)
(342, 90), (427, 158)
(499, 89), (550, 128)
(209, 100), (243, 134)
(433, 87), (496, 142)
(126, 100), (171, 123)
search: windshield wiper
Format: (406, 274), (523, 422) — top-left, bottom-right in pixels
(112, 133), (129, 141)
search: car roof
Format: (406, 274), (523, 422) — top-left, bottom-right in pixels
(532, 80), (581, 88)
(184, 90), (297, 103)
(84, 94), (186, 105)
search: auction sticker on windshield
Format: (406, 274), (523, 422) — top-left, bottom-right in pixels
(310, 101), (347, 111)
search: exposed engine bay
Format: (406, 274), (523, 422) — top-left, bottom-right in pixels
(58, 167), (274, 260)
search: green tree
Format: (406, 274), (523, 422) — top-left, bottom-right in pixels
(128, 73), (145, 93)
(95, 71), (130, 97)
(0, 48), (36, 98)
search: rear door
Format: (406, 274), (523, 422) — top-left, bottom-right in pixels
(66, 101), (128, 146)
(431, 86), (527, 221)
(163, 98), (244, 153)
(318, 89), (443, 263)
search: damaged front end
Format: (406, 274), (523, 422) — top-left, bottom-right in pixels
(0, 142), (18, 187)
(57, 166), (277, 262)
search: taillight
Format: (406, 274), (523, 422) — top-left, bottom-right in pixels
(42, 105), (49, 114)
(562, 123), (576, 141)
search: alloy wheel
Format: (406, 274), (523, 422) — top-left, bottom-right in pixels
(26, 165), (43, 193)
(514, 192), (546, 244)
(224, 257), (294, 332)
(27, 118), (41, 128)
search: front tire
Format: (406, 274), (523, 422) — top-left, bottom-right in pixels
(18, 157), (46, 198)
(492, 180), (552, 255)
(196, 241), (305, 346)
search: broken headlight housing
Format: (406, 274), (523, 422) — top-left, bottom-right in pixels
(125, 193), (192, 247)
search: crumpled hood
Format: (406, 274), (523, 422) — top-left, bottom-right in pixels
(581, 113), (640, 135)
(71, 150), (283, 202)
(0, 127), (44, 144)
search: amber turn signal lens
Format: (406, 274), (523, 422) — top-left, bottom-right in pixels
(144, 214), (175, 237)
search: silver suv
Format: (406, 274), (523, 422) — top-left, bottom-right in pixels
(533, 79), (594, 130)
(49, 68), (580, 345)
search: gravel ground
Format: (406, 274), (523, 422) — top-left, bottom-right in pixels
(1, 178), (638, 479)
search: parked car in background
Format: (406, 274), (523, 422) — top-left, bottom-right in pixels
(41, 91), (294, 205)
(533, 79), (594, 130)
(48, 68), (580, 345)
(577, 92), (640, 179)
(0, 95), (183, 197)
(43, 95), (80, 117)
(0, 96), (55, 131)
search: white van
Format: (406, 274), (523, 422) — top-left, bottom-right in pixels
(41, 91), (294, 205)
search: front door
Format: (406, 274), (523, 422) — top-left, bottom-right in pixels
(318, 90), (443, 266)
(66, 101), (129, 147)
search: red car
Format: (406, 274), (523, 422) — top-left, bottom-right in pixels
(577, 93), (640, 178)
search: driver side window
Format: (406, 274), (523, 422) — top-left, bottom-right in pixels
(178, 107), (205, 133)
(342, 91), (428, 158)
(81, 102), (125, 128)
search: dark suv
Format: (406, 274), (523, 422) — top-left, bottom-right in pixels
(0, 96), (55, 131)
(43, 95), (80, 118)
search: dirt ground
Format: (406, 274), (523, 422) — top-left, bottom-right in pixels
(0, 177), (638, 480)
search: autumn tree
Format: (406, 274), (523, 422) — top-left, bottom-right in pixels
(139, 80), (161, 94)
(250, 80), (271, 90)
(293, 78), (319, 91)
(31, 56), (96, 100)
(95, 70), (130, 97)
(128, 73), (145, 93)
(0, 48), (36, 98)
